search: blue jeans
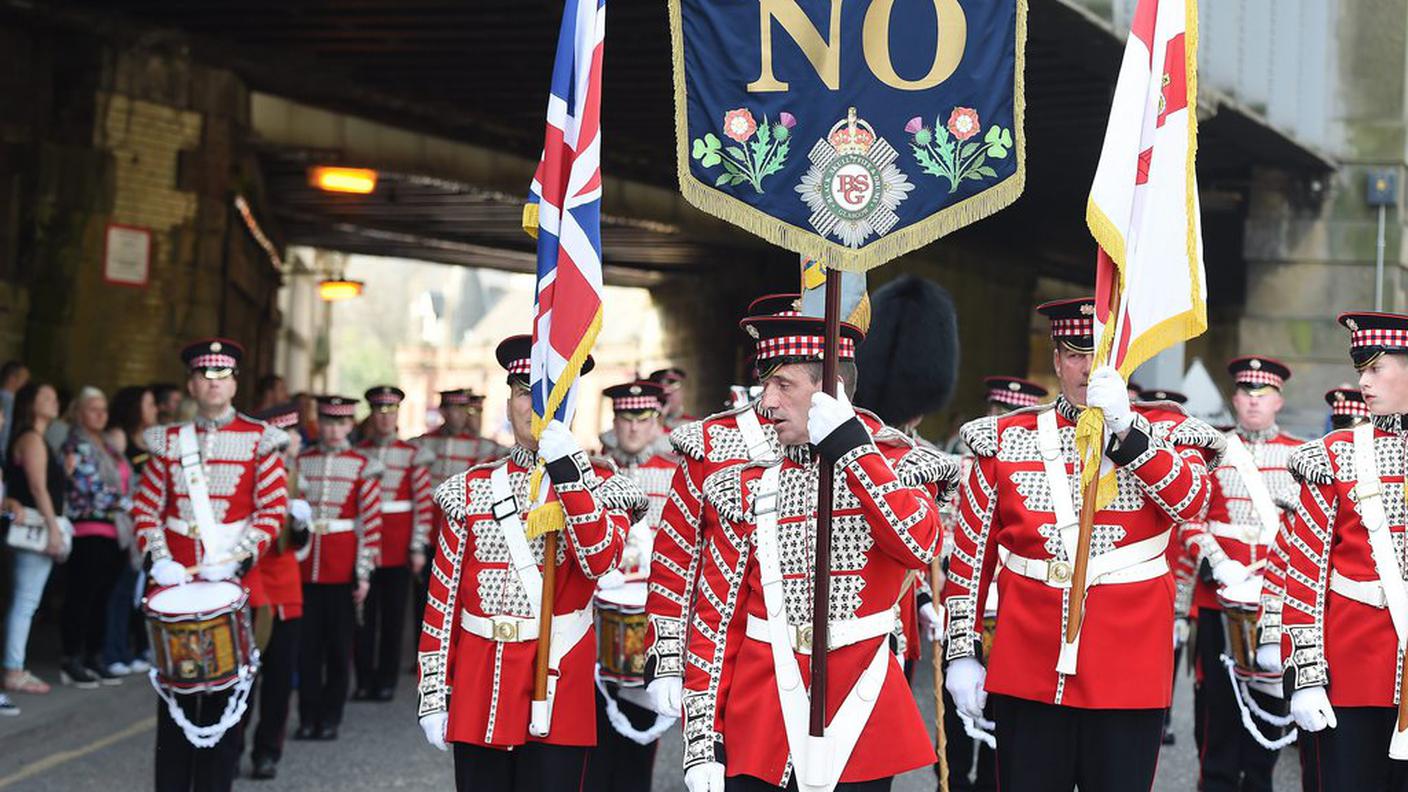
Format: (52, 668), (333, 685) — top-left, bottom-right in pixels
(102, 563), (143, 666)
(4, 549), (54, 670)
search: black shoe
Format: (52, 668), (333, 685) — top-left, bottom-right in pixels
(292, 724), (318, 740)
(1162, 728), (1176, 746)
(59, 658), (99, 690)
(85, 659), (123, 687)
(351, 688), (372, 701)
(251, 756), (278, 780)
(316, 723), (339, 741)
(372, 687), (395, 702)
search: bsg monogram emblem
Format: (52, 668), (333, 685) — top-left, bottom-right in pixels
(797, 107), (912, 248)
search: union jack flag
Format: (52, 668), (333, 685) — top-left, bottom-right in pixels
(525, 0), (606, 435)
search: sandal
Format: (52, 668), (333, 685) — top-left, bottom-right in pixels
(5, 669), (52, 694)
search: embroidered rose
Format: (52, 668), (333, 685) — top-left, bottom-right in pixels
(947, 107), (980, 141)
(723, 108), (758, 143)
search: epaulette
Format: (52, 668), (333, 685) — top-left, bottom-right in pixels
(1289, 440), (1334, 486)
(670, 420), (705, 461)
(959, 416), (1000, 458)
(250, 417), (288, 457)
(411, 442), (437, 467)
(596, 471), (650, 524)
(464, 455), (509, 476)
(355, 451), (385, 479)
(143, 424), (172, 458)
(701, 463), (747, 523)
(895, 444), (961, 490)
(431, 471), (471, 522)
(1164, 414), (1228, 465)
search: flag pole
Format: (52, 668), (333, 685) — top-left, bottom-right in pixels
(930, 558), (950, 792)
(809, 270), (842, 738)
(532, 526), (558, 732)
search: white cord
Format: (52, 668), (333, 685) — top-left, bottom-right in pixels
(1220, 654), (1298, 751)
(595, 670), (676, 746)
(148, 651), (260, 748)
(958, 711), (997, 749)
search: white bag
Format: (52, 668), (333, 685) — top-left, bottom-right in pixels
(6, 507), (73, 556)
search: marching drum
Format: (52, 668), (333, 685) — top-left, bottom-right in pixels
(145, 580), (256, 694)
(595, 581), (649, 687)
(1217, 575), (1280, 693)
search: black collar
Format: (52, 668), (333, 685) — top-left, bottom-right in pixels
(509, 445), (536, 468)
(1054, 396), (1082, 423)
(1372, 413), (1407, 433)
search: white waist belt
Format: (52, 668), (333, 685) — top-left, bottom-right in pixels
(164, 517), (250, 537)
(744, 610), (894, 655)
(1209, 522), (1263, 544)
(1330, 569), (1389, 609)
(381, 500), (413, 515)
(1003, 528), (1172, 589)
(460, 607), (592, 643)
(314, 519), (356, 535)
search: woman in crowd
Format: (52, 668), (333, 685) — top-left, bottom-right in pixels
(2, 382), (69, 700)
(100, 385), (155, 676)
(59, 386), (130, 688)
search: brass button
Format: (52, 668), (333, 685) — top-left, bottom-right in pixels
(1048, 561), (1073, 584)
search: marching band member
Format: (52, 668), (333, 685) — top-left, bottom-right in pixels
(1279, 311), (1408, 788)
(353, 385), (433, 702)
(242, 402), (311, 781)
(1325, 386), (1370, 430)
(132, 338), (288, 792)
(942, 298), (1222, 791)
(648, 368), (694, 430)
(586, 380), (678, 792)
(415, 335), (644, 791)
(294, 395), (382, 741)
(1178, 357), (1299, 789)
(413, 389), (506, 490)
(679, 313), (955, 792)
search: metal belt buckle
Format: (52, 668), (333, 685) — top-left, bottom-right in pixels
(491, 617), (520, 642)
(491, 497), (518, 521)
(795, 624), (814, 652)
(1047, 560), (1073, 584)
(755, 491), (779, 517)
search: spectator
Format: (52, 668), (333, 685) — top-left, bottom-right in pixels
(44, 388), (71, 455)
(255, 374), (289, 412)
(0, 360), (30, 463)
(100, 386), (156, 676)
(150, 383), (182, 426)
(59, 387), (130, 688)
(3, 382), (68, 700)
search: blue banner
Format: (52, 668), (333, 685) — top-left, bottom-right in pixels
(669, 0), (1026, 271)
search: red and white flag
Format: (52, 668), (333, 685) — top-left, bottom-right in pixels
(1087, 0), (1205, 374)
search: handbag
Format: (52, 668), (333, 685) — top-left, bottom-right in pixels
(6, 508), (73, 556)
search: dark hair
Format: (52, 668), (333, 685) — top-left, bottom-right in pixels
(151, 383), (181, 404)
(0, 360), (26, 385)
(766, 360), (859, 399)
(107, 385), (153, 437)
(9, 381), (55, 458)
(255, 374), (284, 399)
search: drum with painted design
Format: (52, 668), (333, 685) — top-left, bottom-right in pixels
(595, 581), (649, 687)
(144, 580), (255, 694)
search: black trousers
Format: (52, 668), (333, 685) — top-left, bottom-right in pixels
(62, 534), (123, 660)
(354, 565), (409, 694)
(1298, 707), (1408, 790)
(298, 583), (353, 729)
(940, 676), (997, 791)
(154, 691), (241, 792)
(583, 687), (660, 792)
(250, 616), (299, 763)
(452, 741), (588, 792)
(991, 694), (1164, 792)
(1194, 608), (1283, 792)
(724, 774), (892, 791)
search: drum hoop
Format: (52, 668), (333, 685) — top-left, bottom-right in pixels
(144, 586), (249, 621)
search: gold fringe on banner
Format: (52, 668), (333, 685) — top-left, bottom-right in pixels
(666, 0), (1029, 274)
(524, 309), (603, 540)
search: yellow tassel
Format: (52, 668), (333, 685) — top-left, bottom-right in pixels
(523, 464), (565, 540)
(522, 203), (540, 239)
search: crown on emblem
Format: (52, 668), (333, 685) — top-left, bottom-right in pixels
(828, 107), (876, 156)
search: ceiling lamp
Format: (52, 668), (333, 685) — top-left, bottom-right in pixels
(318, 278), (365, 301)
(308, 166), (378, 195)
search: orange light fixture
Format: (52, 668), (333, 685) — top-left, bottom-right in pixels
(318, 278), (365, 301)
(308, 166), (378, 195)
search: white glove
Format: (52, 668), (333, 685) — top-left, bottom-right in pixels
(685, 762), (725, 792)
(1256, 644), (1282, 674)
(647, 676), (683, 717)
(1174, 618), (1190, 648)
(1085, 366), (1134, 434)
(289, 498), (312, 525)
(199, 561), (239, 582)
(945, 657), (987, 720)
(419, 713), (449, 751)
(808, 388), (857, 446)
(537, 420), (581, 463)
(1212, 558), (1251, 587)
(150, 558), (190, 587)
(1290, 686), (1337, 732)
(598, 569), (627, 590)
(919, 602), (945, 644)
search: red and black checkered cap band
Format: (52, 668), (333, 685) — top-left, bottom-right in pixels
(988, 388), (1042, 408)
(317, 401), (357, 418)
(754, 334), (856, 363)
(612, 395), (661, 412)
(266, 412), (299, 429)
(366, 389), (404, 406)
(1049, 318), (1094, 338)
(440, 390), (473, 405)
(1333, 399), (1371, 418)
(1351, 327), (1408, 350)
(505, 359), (531, 376)
(1234, 370), (1285, 390)
(188, 353), (238, 371)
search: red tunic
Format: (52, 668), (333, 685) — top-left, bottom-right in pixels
(132, 412), (288, 572)
(296, 445), (383, 585)
(246, 544), (304, 620)
(356, 435), (434, 568)
(411, 429), (507, 490)
(942, 398), (1221, 709)
(415, 445), (643, 748)
(681, 415), (955, 784)
(1281, 415), (1407, 707)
